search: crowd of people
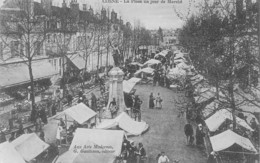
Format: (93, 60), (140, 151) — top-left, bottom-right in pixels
(120, 138), (147, 163)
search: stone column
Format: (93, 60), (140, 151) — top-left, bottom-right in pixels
(106, 67), (126, 116)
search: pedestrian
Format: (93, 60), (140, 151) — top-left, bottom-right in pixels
(207, 151), (218, 163)
(184, 122), (194, 145)
(91, 93), (97, 112)
(0, 131), (6, 143)
(149, 93), (155, 109)
(39, 106), (48, 125)
(16, 123), (24, 138)
(109, 98), (118, 118)
(196, 124), (206, 149)
(67, 93), (73, 106)
(39, 130), (45, 142)
(59, 118), (66, 129)
(153, 70), (158, 86)
(51, 102), (57, 116)
(128, 141), (137, 163)
(136, 143), (146, 163)
(155, 93), (162, 109)
(9, 133), (15, 142)
(133, 95), (142, 122)
(56, 123), (63, 146)
(158, 152), (170, 163)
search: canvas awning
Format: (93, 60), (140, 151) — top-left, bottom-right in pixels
(97, 112), (149, 136)
(129, 62), (143, 67)
(134, 67), (154, 76)
(210, 129), (257, 153)
(55, 129), (125, 163)
(11, 133), (49, 162)
(123, 80), (136, 93)
(176, 62), (190, 70)
(167, 68), (186, 80)
(0, 60), (59, 89)
(154, 50), (170, 58)
(52, 103), (97, 124)
(128, 77), (141, 84)
(0, 142), (26, 163)
(205, 109), (253, 132)
(142, 59), (161, 67)
(67, 54), (85, 70)
(123, 78), (141, 93)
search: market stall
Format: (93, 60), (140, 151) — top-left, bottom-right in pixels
(54, 129), (125, 163)
(97, 112), (149, 136)
(11, 133), (50, 162)
(0, 141), (26, 163)
(205, 109), (254, 133)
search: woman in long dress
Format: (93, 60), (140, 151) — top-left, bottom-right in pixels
(155, 93), (162, 109)
(149, 93), (154, 109)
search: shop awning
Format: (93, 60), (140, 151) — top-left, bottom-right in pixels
(0, 60), (59, 89)
(210, 129), (257, 153)
(11, 133), (49, 162)
(67, 54), (86, 70)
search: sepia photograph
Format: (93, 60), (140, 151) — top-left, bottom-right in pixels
(0, 0), (259, 162)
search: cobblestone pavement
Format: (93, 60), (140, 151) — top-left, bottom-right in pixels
(131, 84), (207, 163)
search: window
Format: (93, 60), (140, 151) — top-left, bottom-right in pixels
(10, 41), (19, 57)
(34, 41), (41, 56)
(20, 43), (24, 56)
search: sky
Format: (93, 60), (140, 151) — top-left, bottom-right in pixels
(0, 0), (200, 30)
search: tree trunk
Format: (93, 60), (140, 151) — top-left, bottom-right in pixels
(229, 80), (237, 130)
(28, 59), (36, 122)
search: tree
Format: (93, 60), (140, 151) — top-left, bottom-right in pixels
(46, 6), (77, 90)
(178, 0), (259, 130)
(157, 27), (163, 42)
(0, 0), (48, 122)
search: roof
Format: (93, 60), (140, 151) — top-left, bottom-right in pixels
(205, 109), (253, 132)
(0, 60), (59, 89)
(55, 129), (125, 163)
(53, 103), (97, 124)
(11, 133), (49, 162)
(210, 129), (257, 153)
(0, 142), (25, 163)
(97, 112), (149, 136)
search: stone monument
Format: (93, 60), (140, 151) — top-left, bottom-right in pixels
(104, 67), (126, 118)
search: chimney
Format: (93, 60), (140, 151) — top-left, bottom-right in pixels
(89, 6), (93, 15)
(62, 0), (67, 8)
(83, 4), (87, 11)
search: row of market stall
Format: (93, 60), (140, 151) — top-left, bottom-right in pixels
(172, 49), (260, 162)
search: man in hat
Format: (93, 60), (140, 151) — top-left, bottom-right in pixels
(136, 143), (146, 163)
(196, 124), (205, 149)
(133, 95), (142, 121)
(128, 141), (137, 163)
